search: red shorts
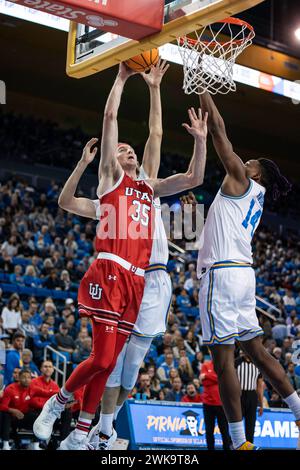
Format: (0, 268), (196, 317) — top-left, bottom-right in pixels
(78, 258), (145, 337)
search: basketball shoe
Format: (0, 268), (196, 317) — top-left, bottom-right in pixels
(236, 441), (260, 450)
(33, 395), (64, 440)
(58, 430), (96, 450)
(87, 422), (117, 450)
(98, 430), (118, 450)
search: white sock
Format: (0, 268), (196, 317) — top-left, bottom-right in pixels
(283, 391), (300, 421)
(56, 387), (73, 407)
(114, 405), (123, 421)
(228, 421), (246, 449)
(75, 417), (92, 435)
(100, 413), (114, 437)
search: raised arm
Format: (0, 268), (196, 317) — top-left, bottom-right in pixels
(141, 59), (169, 178)
(58, 138), (98, 219)
(150, 108), (207, 198)
(97, 63), (136, 196)
(199, 92), (249, 195)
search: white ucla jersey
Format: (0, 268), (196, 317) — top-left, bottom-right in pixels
(197, 179), (266, 277)
(139, 166), (169, 265)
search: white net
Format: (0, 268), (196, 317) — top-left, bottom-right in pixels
(177, 18), (255, 95)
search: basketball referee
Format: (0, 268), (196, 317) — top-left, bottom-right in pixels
(235, 352), (264, 443)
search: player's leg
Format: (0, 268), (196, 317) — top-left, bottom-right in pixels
(210, 344), (247, 449)
(239, 336), (300, 429)
(244, 392), (258, 443)
(202, 404), (216, 450)
(87, 340), (129, 448)
(89, 334), (153, 450)
(33, 319), (118, 441)
(59, 330), (128, 450)
(215, 406), (231, 450)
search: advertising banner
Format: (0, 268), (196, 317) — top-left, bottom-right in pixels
(127, 401), (299, 449)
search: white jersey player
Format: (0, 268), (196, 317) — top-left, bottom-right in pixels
(197, 91), (300, 451)
(197, 177), (266, 345)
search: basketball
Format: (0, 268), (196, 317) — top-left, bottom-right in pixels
(125, 48), (159, 72)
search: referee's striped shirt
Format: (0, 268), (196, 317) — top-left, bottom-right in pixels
(235, 356), (262, 391)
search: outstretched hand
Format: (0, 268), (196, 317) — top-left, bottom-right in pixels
(118, 62), (138, 80)
(81, 138), (98, 164)
(182, 107), (208, 139)
(141, 58), (170, 87)
(180, 191), (197, 212)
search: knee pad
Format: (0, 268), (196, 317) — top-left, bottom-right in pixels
(106, 340), (129, 388)
(121, 335), (152, 390)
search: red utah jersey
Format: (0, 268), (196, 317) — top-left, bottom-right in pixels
(95, 172), (154, 269)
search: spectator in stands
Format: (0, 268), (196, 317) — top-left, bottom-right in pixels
(41, 258), (54, 277)
(181, 382), (202, 403)
(287, 363), (300, 391)
(40, 301), (57, 321)
(157, 352), (178, 383)
(33, 322), (56, 366)
(11, 368), (21, 385)
(26, 300), (42, 328)
(24, 265), (39, 287)
(272, 347), (285, 367)
(164, 377), (184, 402)
(272, 319), (288, 346)
(72, 336), (92, 364)
(59, 270), (72, 291)
(4, 331), (25, 385)
(21, 349), (40, 378)
(64, 315), (77, 340)
(55, 323), (76, 356)
(64, 298), (76, 315)
(184, 330), (200, 356)
(183, 271), (199, 292)
(133, 373), (159, 400)
(146, 365), (161, 393)
(9, 265), (24, 285)
(1, 236), (18, 258)
(30, 360), (72, 440)
(19, 311), (39, 348)
(156, 332), (175, 356)
(192, 351), (205, 376)
(0, 369), (40, 450)
(283, 289), (296, 308)
(1, 295), (22, 337)
(44, 270), (60, 290)
(178, 356), (194, 385)
(200, 357), (231, 450)
(177, 289), (192, 311)
(193, 377), (201, 392)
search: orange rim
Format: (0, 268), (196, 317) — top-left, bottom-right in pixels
(179, 17), (254, 48)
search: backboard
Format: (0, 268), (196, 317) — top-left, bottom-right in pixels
(66, 0), (266, 78)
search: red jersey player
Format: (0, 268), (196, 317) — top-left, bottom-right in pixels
(33, 62), (208, 450)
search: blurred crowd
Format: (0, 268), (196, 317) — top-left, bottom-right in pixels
(1, 110), (300, 218)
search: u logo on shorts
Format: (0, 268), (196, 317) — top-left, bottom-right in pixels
(89, 283), (102, 300)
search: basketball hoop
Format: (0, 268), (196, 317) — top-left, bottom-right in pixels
(177, 17), (255, 95)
